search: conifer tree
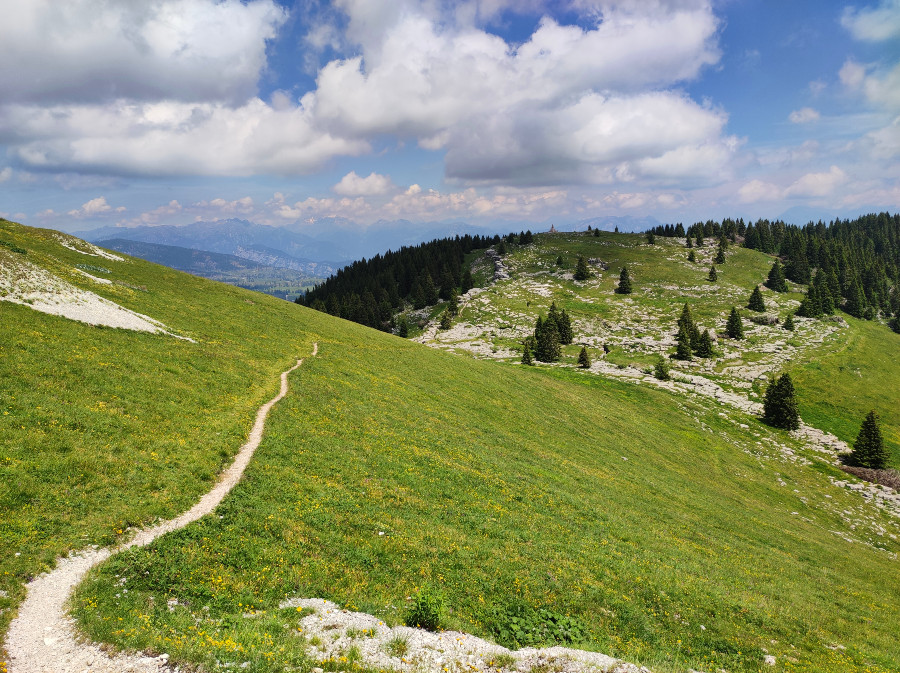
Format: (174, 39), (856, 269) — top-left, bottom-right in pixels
(398, 316), (410, 338)
(688, 250), (696, 263)
(845, 411), (886, 469)
(783, 313), (795, 331)
(440, 311), (452, 330)
(844, 279), (866, 319)
(765, 259), (788, 292)
(726, 307), (744, 339)
(696, 233), (704, 247)
(594, 228), (600, 237)
(677, 302), (695, 334)
(654, 356), (671, 381)
(646, 231), (656, 244)
(762, 373), (800, 430)
(573, 256), (591, 281)
(686, 236), (693, 249)
(747, 285), (766, 312)
(708, 265), (718, 282)
(675, 324), (693, 360)
(578, 346), (591, 369)
(796, 284), (822, 318)
(616, 266), (633, 294)
(461, 269), (474, 294)
(497, 240), (507, 256)
(556, 255), (563, 266)
(714, 239), (727, 264)
(521, 341), (534, 366)
(448, 290), (460, 316)
(558, 309), (574, 345)
(695, 329), (714, 358)
(423, 273), (439, 305)
(534, 314), (561, 362)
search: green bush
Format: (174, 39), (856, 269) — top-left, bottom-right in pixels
(405, 585), (445, 631)
(484, 602), (586, 648)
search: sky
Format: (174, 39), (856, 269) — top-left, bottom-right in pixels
(0, 0), (899, 234)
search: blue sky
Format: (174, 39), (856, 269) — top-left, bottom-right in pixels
(0, 0), (898, 234)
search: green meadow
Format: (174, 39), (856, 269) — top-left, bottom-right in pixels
(3, 221), (900, 673)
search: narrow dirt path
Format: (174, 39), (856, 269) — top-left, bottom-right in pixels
(5, 344), (316, 673)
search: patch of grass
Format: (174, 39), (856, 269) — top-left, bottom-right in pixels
(791, 317), (900, 466)
(385, 635), (409, 658)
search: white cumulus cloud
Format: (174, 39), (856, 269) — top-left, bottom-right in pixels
(333, 171), (395, 196)
(67, 196), (125, 218)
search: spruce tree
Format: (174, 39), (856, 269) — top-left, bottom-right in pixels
(616, 266), (633, 294)
(556, 255), (563, 266)
(461, 269), (474, 293)
(695, 329), (714, 358)
(646, 231), (656, 244)
(677, 303), (695, 334)
(765, 259), (788, 292)
(747, 285), (766, 312)
(573, 256), (591, 281)
(844, 279), (866, 319)
(696, 233), (704, 247)
(448, 290), (460, 316)
(762, 373), (800, 430)
(593, 228), (600, 237)
(578, 346), (591, 369)
(534, 314), (561, 362)
(686, 236), (693, 249)
(845, 410), (886, 469)
(398, 316), (409, 338)
(521, 341), (534, 366)
(653, 356), (671, 380)
(707, 265), (718, 282)
(688, 250), (696, 263)
(675, 324), (693, 360)
(714, 240), (726, 264)
(726, 307), (744, 339)
(440, 311), (452, 330)
(783, 313), (795, 331)
(558, 309), (574, 345)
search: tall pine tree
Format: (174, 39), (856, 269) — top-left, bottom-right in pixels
(762, 373), (800, 430)
(844, 410), (886, 469)
(616, 266), (633, 294)
(726, 307), (744, 339)
(573, 256), (591, 281)
(747, 285), (766, 312)
(578, 346), (591, 369)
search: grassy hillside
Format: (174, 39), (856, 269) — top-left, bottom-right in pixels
(0, 219), (317, 658)
(3, 221), (900, 673)
(416, 231), (900, 466)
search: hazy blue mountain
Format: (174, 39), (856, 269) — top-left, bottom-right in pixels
(100, 238), (328, 301)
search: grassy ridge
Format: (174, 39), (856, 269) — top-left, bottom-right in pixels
(0, 220), (316, 656)
(76, 325), (900, 672)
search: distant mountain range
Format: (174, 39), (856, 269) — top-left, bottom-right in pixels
(84, 218), (501, 266)
(100, 238), (329, 301)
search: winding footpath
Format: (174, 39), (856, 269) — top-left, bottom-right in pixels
(5, 344), (316, 673)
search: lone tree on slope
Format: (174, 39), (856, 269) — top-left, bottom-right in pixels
(707, 265), (718, 282)
(726, 307), (744, 339)
(574, 255), (591, 281)
(762, 373), (800, 430)
(616, 266), (633, 294)
(844, 410), (887, 469)
(578, 346), (591, 369)
(747, 285), (766, 312)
